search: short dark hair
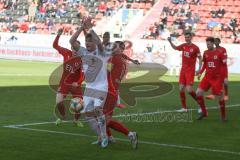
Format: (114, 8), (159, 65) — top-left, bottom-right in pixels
(215, 38), (221, 43)
(85, 33), (93, 41)
(103, 32), (110, 36)
(184, 32), (192, 36)
(115, 41), (125, 50)
(206, 37), (215, 43)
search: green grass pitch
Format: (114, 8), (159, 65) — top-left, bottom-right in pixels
(0, 59), (240, 160)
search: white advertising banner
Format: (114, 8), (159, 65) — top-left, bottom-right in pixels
(0, 32), (239, 73)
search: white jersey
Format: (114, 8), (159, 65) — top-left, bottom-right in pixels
(76, 46), (88, 56)
(83, 49), (109, 92)
(103, 42), (114, 56)
(81, 49), (109, 112)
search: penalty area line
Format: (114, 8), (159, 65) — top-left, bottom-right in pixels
(4, 125), (240, 156)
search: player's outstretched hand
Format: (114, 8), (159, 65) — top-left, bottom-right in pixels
(133, 60), (140, 65)
(57, 28), (64, 35)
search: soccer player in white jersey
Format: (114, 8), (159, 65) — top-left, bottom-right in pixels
(70, 17), (110, 148)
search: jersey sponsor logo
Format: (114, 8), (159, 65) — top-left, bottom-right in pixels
(184, 51), (190, 58)
(208, 62), (216, 68)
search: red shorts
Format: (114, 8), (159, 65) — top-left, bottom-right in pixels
(198, 76), (223, 95)
(58, 84), (83, 98)
(179, 69), (195, 86)
(103, 92), (118, 116)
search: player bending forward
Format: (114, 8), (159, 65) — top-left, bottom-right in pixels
(196, 37), (227, 121)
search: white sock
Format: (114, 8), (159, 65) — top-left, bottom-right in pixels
(128, 131), (134, 137)
(85, 116), (100, 136)
(97, 114), (107, 139)
(117, 93), (120, 105)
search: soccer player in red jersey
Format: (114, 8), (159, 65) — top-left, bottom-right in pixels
(103, 41), (139, 149)
(53, 28), (84, 126)
(205, 38), (228, 101)
(196, 37), (227, 121)
(168, 32), (202, 112)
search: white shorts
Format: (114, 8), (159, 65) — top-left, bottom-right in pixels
(81, 96), (104, 113)
(81, 88), (107, 113)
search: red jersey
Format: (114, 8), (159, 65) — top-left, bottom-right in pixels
(108, 54), (127, 91)
(53, 35), (83, 86)
(202, 49), (226, 79)
(176, 43), (200, 72)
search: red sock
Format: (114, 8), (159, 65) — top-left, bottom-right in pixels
(107, 119), (129, 136)
(219, 99), (226, 119)
(180, 91), (187, 109)
(197, 96), (207, 115)
(106, 127), (112, 137)
(189, 91), (198, 101)
(224, 85), (228, 96)
(57, 102), (65, 118)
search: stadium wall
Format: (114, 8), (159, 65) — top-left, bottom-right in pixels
(0, 32), (239, 73)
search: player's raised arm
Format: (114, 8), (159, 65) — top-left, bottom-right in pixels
(89, 29), (104, 53)
(53, 28), (72, 58)
(69, 25), (84, 47)
(167, 37), (177, 50)
(53, 28), (63, 50)
(84, 17), (104, 53)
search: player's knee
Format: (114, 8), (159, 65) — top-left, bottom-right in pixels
(224, 79), (228, 85)
(186, 86), (193, 93)
(196, 88), (203, 97)
(56, 93), (64, 104)
(179, 85), (185, 91)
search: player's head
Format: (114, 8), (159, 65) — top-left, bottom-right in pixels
(123, 40), (132, 49)
(214, 38), (221, 47)
(103, 32), (110, 44)
(85, 33), (96, 52)
(112, 41), (125, 54)
(206, 37), (215, 50)
(71, 40), (80, 52)
(184, 32), (192, 43)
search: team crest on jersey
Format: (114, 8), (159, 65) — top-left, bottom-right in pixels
(190, 48), (193, 52)
(214, 55), (218, 59)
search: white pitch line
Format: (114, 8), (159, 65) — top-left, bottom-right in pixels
(4, 125), (240, 156)
(4, 104), (240, 128)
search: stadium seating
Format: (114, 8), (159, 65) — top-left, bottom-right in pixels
(0, 0), (152, 35)
(142, 0), (240, 43)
